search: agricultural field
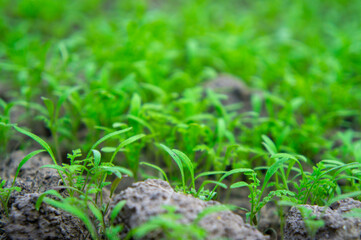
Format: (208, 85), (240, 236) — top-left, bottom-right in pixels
(1, 0), (361, 239)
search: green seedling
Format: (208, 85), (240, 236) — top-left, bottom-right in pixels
(0, 149), (45, 216)
(0, 100), (14, 155)
(38, 87), (79, 162)
(36, 136), (137, 240)
(142, 144), (227, 200)
(1, 0), (361, 239)
(227, 136), (303, 225)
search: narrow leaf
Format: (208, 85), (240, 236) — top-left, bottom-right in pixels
(172, 149), (195, 188)
(158, 144), (185, 191)
(262, 135), (277, 155)
(12, 149), (45, 186)
(92, 149), (101, 167)
(110, 200), (127, 223)
(230, 181), (249, 189)
(99, 166), (133, 178)
(44, 198), (98, 240)
(86, 127), (132, 159)
(13, 125), (57, 165)
(88, 202), (103, 225)
(110, 134), (145, 163)
(36, 190), (64, 210)
(140, 162), (169, 183)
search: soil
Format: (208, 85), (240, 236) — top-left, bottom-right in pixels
(0, 152), (89, 240)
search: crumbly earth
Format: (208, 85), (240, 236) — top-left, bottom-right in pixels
(108, 178), (269, 240)
(0, 151), (89, 240)
(284, 198), (361, 240)
(1, 151), (67, 206)
(204, 74), (264, 114)
(4, 193), (89, 240)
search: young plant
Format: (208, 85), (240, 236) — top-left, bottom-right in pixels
(0, 149), (45, 216)
(36, 139), (137, 239)
(38, 87), (79, 162)
(227, 136), (302, 225)
(141, 144), (227, 200)
(0, 100), (14, 155)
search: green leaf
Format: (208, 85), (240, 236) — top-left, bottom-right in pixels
(172, 149), (195, 189)
(13, 125), (57, 165)
(230, 181), (249, 189)
(12, 149), (45, 186)
(88, 202), (104, 225)
(110, 134), (145, 163)
(216, 118), (226, 143)
(92, 149), (101, 167)
(110, 200), (127, 223)
(44, 198), (98, 240)
(127, 115), (154, 133)
(271, 153), (297, 161)
(36, 190), (64, 210)
(55, 86), (79, 120)
(98, 166), (133, 178)
(158, 143), (185, 191)
(41, 97), (54, 120)
(40, 164), (66, 172)
(262, 135), (277, 155)
(140, 162), (169, 183)
(220, 168), (254, 182)
(140, 83), (166, 98)
(86, 127), (132, 159)
(195, 171), (227, 180)
(258, 157), (289, 204)
(119, 134), (145, 148)
(129, 93), (141, 116)
(101, 147), (116, 153)
(110, 177), (122, 198)
(263, 158), (288, 188)
(327, 191), (361, 206)
(200, 180), (227, 190)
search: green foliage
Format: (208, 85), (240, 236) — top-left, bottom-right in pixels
(1, 0), (361, 238)
(35, 135), (137, 239)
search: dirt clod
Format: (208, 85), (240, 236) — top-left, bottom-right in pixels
(0, 151), (86, 240)
(4, 193), (88, 240)
(109, 178), (269, 240)
(284, 198), (361, 240)
(205, 74), (251, 104)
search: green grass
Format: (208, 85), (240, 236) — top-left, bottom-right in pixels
(1, 0), (361, 239)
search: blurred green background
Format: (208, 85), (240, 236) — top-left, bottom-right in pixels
(1, 0), (361, 170)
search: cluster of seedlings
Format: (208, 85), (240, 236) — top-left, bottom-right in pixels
(1, 0), (361, 239)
